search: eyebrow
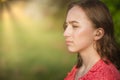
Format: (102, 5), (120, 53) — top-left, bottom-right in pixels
(65, 21), (79, 24)
(63, 21), (79, 29)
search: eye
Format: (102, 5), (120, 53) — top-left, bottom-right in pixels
(72, 25), (79, 29)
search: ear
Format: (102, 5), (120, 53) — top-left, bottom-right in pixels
(94, 28), (104, 40)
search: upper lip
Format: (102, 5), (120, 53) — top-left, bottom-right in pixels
(65, 40), (73, 43)
(66, 40), (72, 42)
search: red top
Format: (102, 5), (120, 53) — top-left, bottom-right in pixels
(64, 59), (120, 80)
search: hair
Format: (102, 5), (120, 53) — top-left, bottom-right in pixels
(66, 0), (120, 70)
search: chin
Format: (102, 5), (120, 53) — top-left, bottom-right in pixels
(67, 48), (78, 53)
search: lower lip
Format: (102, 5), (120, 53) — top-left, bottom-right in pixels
(66, 41), (73, 45)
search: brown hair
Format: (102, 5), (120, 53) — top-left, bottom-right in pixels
(67, 0), (120, 70)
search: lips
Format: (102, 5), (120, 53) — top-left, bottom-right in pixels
(65, 40), (73, 45)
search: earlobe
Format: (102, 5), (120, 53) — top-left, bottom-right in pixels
(94, 28), (104, 40)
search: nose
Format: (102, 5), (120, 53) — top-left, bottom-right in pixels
(63, 26), (72, 37)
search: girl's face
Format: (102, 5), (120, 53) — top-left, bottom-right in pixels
(64, 6), (97, 53)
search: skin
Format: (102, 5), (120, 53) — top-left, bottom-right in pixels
(64, 5), (98, 53)
(64, 6), (103, 79)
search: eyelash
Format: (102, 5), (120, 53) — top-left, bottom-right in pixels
(63, 24), (79, 30)
(72, 25), (78, 28)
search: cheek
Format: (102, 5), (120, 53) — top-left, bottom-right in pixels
(73, 28), (94, 47)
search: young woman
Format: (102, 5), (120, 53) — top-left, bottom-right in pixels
(63, 0), (120, 80)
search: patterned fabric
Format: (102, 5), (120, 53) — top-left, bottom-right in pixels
(64, 59), (120, 80)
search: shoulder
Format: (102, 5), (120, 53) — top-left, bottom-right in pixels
(90, 59), (120, 80)
(81, 59), (120, 80)
(64, 65), (77, 80)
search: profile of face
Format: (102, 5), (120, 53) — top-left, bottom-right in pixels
(64, 6), (104, 53)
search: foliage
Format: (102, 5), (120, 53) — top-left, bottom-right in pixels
(0, 0), (119, 80)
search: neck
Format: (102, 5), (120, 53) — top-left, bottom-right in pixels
(75, 45), (101, 80)
(79, 46), (101, 69)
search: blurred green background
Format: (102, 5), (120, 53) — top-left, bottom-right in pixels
(0, 0), (120, 80)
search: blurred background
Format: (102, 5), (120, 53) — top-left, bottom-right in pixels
(0, 0), (120, 80)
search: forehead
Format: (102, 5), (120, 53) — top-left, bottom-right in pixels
(66, 6), (89, 23)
